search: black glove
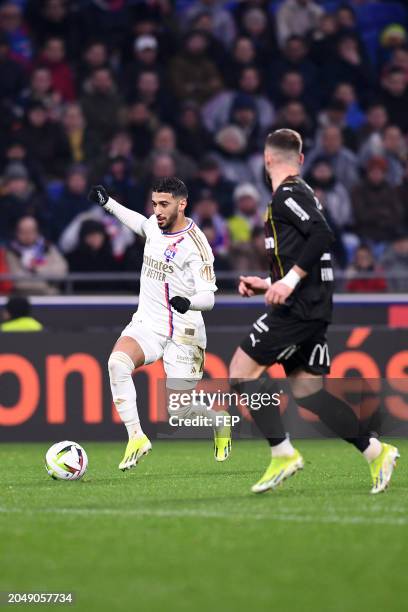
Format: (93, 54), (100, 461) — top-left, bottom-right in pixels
(169, 296), (191, 314)
(88, 185), (109, 206)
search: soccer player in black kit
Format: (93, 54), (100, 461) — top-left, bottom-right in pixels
(229, 129), (399, 494)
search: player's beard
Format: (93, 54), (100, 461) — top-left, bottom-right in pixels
(158, 210), (179, 232)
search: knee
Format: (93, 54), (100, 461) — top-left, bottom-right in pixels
(108, 351), (135, 382)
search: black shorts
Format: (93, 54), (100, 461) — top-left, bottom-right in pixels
(240, 310), (330, 375)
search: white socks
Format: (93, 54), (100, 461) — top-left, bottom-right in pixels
(271, 437), (295, 457)
(363, 437), (382, 462)
(108, 351), (144, 440)
(270, 437), (383, 462)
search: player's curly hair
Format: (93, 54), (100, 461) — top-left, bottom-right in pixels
(151, 177), (188, 199)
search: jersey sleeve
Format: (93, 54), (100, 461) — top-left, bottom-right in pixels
(275, 187), (334, 272)
(186, 231), (218, 293)
(275, 188), (332, 236)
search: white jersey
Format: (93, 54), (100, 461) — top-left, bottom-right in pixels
(133, 216), (217, 348)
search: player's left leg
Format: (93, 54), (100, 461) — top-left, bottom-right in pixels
(289, 368), (400, 494)
(164, 341), (232, 461)
(109, 323), (165, 471)
(229, 324), (304, 493)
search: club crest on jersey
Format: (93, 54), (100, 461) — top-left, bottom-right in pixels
(164, 237), (184, 262)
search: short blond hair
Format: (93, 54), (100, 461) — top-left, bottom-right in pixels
(265, 129), (303, 155)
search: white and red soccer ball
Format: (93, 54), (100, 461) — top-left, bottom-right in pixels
(45, 441), (88, 480)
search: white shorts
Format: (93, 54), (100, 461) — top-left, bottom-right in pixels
(120, 320), (205, 390)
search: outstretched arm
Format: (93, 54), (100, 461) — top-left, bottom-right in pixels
(88, 185), (149, 238)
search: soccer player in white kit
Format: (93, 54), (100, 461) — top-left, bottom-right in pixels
(88, 178), (231, 471)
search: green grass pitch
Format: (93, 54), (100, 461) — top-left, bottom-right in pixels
(1, 439), (407, 612)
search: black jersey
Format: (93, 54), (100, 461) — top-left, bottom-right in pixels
(264, 175), (334, 322)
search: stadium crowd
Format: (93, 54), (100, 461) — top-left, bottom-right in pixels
(0, 0), (408, 294)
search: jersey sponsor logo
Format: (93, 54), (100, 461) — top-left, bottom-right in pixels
(164, 237), (184, 262)
(309, 343), (330, 367)
(143, 254), (174, 274)
(284, 197), (310, 221)
(199, 263), (216, 282)
(253, 314), (269, 333)
(250, 333), (261, 347)
(265, 236), (275, 249)
(321, 268), (334, 281)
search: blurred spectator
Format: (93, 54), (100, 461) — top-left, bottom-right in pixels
(0, 2), (32, 66)
(141, 125), (196, 181)
(200, 219), (234, 288)
(304, 126), (359, 190)
(323, 35), (373, 103)
(6, 216), (67, 295)
(359, 125), (406, 187)
(381, 234), (408, 292)
(0, 33), (25, 104)
(81, 67), (122, 147)
(356, 103), (388, 151)
(2, 139), (44, 191)
(274, 70), (317, 114)
(102, 155), (142, 209)
(191, 189), (229, 255)
(185, 0), (236, 48)
(273, 101), (314, 154)
(212, 125), (254, 184)
(270, 35), (317, 95)
(310, 13), (338, 66)
(386, 47), (408, 81)
(229, 94), (262, 152)
(351, 157), (403, 250)
(276, 0), (323, 49)
(306, 157), (353, 231)
(62, 103), (99, 165)
(345, 246), (387, 293)
(238, 6), (277, 67)
(0, 162), (46, 242)
(188, 154), (236, 218)
(0, 295), (43, 331)
(27, 0), (79, 55)
(18, 102), (71, 179)
(129, 70), (165, 121)
(317, 100), (357, 152)
(176, 101), (213, 160)
(226, 36), (258, 87)
(67, 220), (119, 293)
(168, 30), (223, 104)
(49, 165), (92, 240)
(379, 68), (408, 133)
(398, 160), (408, 231)
(59, 202), (134, 260)
(126, 100), (156, 160)
(202, 66), (274, 134)
(36, 36), (75, 101)
(18, 66), (61, 117)
(227, 183), (263, 243)
(80, 40), (109, 80)
(332, 83), (366, 132)
(230, 226), (269, 274)
(379, 24), (407, 68)
(123, 35), (160, 83)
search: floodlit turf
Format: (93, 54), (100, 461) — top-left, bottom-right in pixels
(1, 439), (407, 612)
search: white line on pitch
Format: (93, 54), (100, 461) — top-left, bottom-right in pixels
(0, 507), (407, 527)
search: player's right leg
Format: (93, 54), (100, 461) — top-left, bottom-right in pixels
(109, 323), (164, 471)
(229, 326), (303, 493)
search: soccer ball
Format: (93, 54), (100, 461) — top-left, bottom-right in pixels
(45, 441), (88, 480)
